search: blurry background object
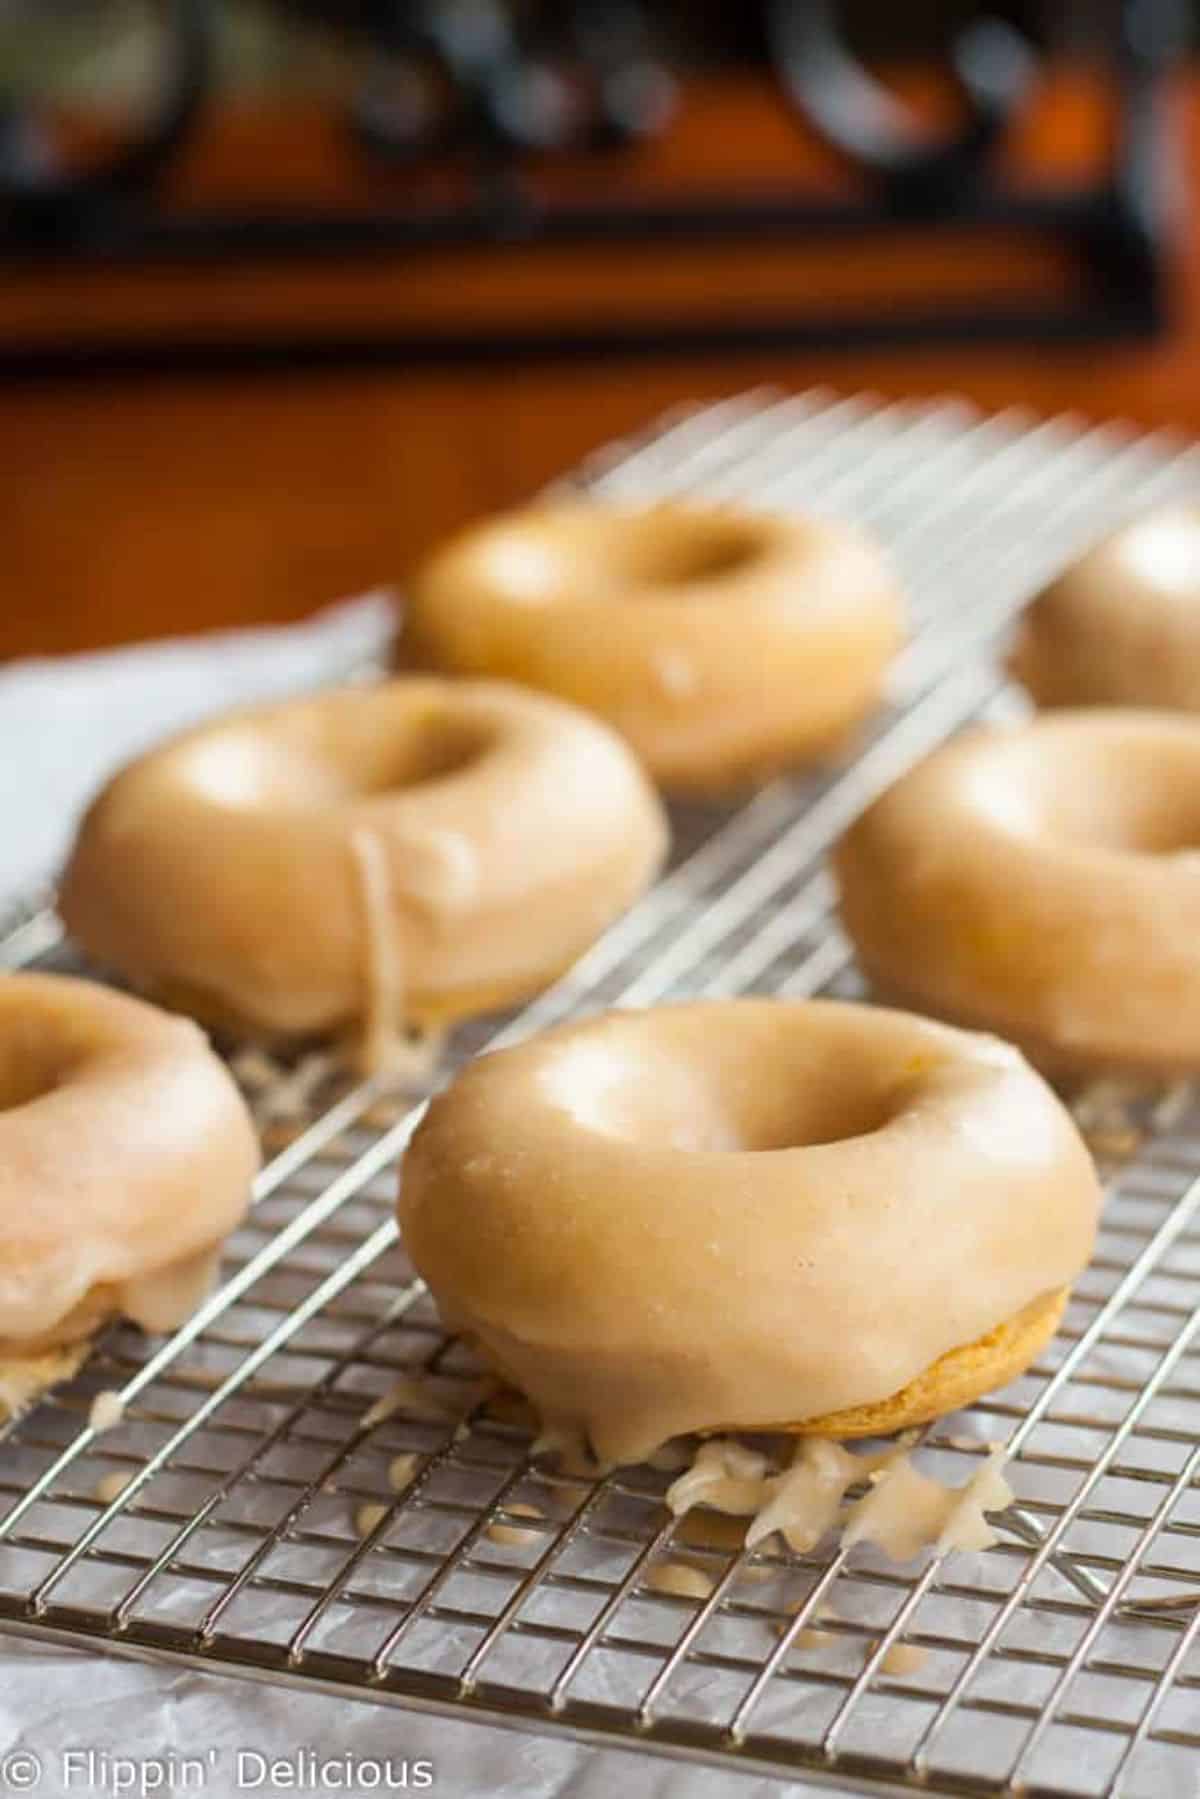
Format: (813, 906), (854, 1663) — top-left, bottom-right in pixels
(0, 1), (1196, 654)
(0, 0), (1182, 358)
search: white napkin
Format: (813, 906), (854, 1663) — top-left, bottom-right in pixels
(0, 594), (395, 901)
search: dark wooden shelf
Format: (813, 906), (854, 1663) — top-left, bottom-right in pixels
(3, 68), (1198, 658)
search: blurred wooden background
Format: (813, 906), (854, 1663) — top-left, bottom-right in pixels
(3, 54), (1198, 658)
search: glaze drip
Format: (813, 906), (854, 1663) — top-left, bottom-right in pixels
(348, 826), (407, 1075)
(117, 1244), (222, 1334)
(842, 1444), (1013, 1559)
(664, 1434), (1013, 1566)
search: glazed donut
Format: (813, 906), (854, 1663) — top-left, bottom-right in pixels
(1011, 506), (1200, 710)
(60, 678), (667, 1064)
(0, 974), (258, 1415)
(398, 1000), (1098, 1465)
(404, 501), (904, 791)
(836, 709), (1200, 1075)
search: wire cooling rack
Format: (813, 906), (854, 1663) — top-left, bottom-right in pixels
(5, 392), (1200, 1799)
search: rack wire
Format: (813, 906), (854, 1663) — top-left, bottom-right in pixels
(4, 391), (1200, 1797)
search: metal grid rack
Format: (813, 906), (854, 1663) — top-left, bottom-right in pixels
(4, 392), (1200, 1797)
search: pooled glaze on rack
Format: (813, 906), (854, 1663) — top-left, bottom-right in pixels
(879, 1642), (928, 1677)
(667, 1435), (1012, 1565)
(666, 1439), (772, 1518)
(486, 1503), (544, 1548)
(88, 1390), (126, 1434)
(399, 999), (1100, 1465)
(93, 1471), (134, 1505)
(387, 1453), (419, 1494)
(841, 1444), (1013, 1560)
(60, 678), (668, 1053)
(359, 1372), (468, 1429)
(354, 1502), (390, 1539)
(785, 1606), (838, 1651)
(0, 974), (257, 1411)
(645, 1561), (715, 1600)
(740, 1435), (913, 1552)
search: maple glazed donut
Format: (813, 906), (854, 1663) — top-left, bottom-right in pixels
(398, 1000), (1099, 1465)
(0, 974), (258, 1416)
(1010, 506), (1200, 710)
(404, 501), (905, 791)
(836, 710), (1200, 1075)
(60, 678), (668, 1064)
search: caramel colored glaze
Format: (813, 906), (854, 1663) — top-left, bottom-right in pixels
(60, 678), (667, 1054)
(0, 975), (258, 1407)
(404, 502), (905, 793)
(398, 1000), (1099, 1467)
(1011, 507), (1200, 711)
(836, 710), (1200, 1076)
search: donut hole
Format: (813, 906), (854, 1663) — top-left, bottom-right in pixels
(0, 1028), (77, 1111)
(618, 515), (767, 592)
(971, 731), (1200, 856)
(340, 711), (494, 797)
(0, 1060), (60, 1111)
(723, 1073), (901, 1151)
(178, 708), (493, 813)
(541, 1034), (902, 1153)
(479, 511), (769, 607)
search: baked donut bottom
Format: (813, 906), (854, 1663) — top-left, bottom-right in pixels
(466, 1285), (1065, 1453)
(0, 1344), (92, 1423)
(777, 1288), (1066, 1438)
